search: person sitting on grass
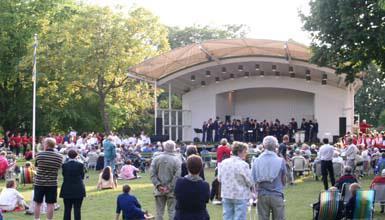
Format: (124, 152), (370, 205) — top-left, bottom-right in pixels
(0, 179), (29, 211)
(345, 183), (361, 219)
(370, 169), (385, 213)
(115, 184), (153, 220)
(119, 160), (140, 180)
(334, 166), (358, 191)
(97, 166), (117, 190)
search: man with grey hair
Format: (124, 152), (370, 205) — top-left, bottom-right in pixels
(335, 166), (358, 191)
(150, 140), (182, 220)
(344, 136), (358, 172)
(251, 136), (286, 220)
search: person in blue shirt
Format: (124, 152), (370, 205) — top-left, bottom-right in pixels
(115, 184), (146, 220)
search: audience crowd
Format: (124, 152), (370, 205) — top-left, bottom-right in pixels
(0, 119), (384, 220)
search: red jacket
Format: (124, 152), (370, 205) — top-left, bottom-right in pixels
(22, 136), (29, 145)
(370, 176), (385, 188)
(217, 145), (231, 163)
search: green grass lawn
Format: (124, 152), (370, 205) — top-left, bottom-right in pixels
(2, 168), (384, 220)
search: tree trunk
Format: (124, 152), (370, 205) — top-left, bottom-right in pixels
(98, 93), (111, 134)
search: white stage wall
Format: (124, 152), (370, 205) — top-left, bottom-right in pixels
(216, 88), (314, 123)
(182, 76), (348, 141)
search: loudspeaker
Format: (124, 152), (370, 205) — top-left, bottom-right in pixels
(339, 117), (346, 137)
(225, 115), (231, 122)
(156, 118), (162, 135)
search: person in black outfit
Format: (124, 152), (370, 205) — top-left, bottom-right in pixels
(213, 117), (220, 142)
(206, 119), (213, 143)
(202, 121), (208, 143)
(181, 146), (205, 180)
(174, 155), (210, 220)
(60, 149), (86, 220)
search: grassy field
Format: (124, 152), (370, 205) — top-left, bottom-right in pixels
(2, 168), (384, 220)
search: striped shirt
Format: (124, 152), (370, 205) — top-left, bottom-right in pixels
(34, 150), (63, 186)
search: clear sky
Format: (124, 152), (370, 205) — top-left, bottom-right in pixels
(87, 0), (311, 45)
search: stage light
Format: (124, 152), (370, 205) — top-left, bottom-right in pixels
(306, 69), (311, 81)
(260, 71), (265, 77)
(190, 75), (195, 81)
(215, 77), (220, 83)
(272, 65), (277, 72)
(244, 72), (249, 78)
(322, 72), (327, 85)
(230, 73), (235, 80)
(289, 66), (294, 73)
(255, 64), (260, 71)
(222, 67), (226, 73)
(238, 65), (243, 72)
(205, 70), (211, 77)
(201, 81), (206, 87)
(275, 71), (280, 78)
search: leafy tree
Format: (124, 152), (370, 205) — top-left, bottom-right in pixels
(0, 0), (73, 132)
(301, 0), (385, 82)
(168, 24), (249, 49)
(379, 110), (385, 127)
(36, 6), (169, 133)
(355, 64), (385, 126)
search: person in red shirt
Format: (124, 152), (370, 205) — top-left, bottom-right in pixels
(216, 138), (231, 163)
(0, 151), (9, 178)
(12, 132), (22, 156)
(359, 119), (372, 134)
(22, 132), (29, 156)
(370, 169), (385, 213)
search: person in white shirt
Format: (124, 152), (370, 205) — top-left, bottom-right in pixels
(332, 151), (345, 167)
(318, 138), (335, 190)
(361, 147), (370, 175)
(0, 179), (28, 211)
(344, 137), (358, 172)
(218, 141), (253, 220)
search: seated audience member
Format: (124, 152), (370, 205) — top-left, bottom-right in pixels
(370, 169), (385, 213)
(24, 149), (33, 161)
(174, 155), (210, 220)
(119, 160), (140, 180)
(181, 145), (205, 180)
(115, 184), (151, 220)
(97, 166), (117, 190)
(335, 166), (358, 191)
(375, 153), (385, 174)
(312, 186), (344, 220)
(332, 151), (344, 167)
(345, 183), (361, 219)
(0, 151), (9, 179)
(0, 179), (29, 211)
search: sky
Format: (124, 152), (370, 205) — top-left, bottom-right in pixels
(87, 0), (311, 45)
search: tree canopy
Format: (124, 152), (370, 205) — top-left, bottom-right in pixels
(301, 0), (385, 82)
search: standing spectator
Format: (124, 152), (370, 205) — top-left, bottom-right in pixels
(60, 150), (86, 220)
(278, 135), (289, 159)
(218, 141), (253, 220)
(181, 145), (205, 180)
(22, 132), (29, 156)
(318, 138), (335, 190)
(252, 136), (286, 220)
(216, 138), (231, 164)
(13, 132), (22, 156)
(174, 155), (210, 220)
(33, 137), (63, 220)
(103, 136), (117, 171)
(344, 137), (358, 172)
(150, 140), (181, 220)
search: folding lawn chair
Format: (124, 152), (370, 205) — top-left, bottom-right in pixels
(313, 190), (341, 220)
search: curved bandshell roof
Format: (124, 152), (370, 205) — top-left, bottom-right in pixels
(129, 38), (312, 80)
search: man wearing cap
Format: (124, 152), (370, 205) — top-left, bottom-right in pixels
(150, 140), (181, 220)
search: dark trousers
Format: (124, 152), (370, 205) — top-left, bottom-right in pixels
(63, 198), (83, 220)
(321, 160), (335, 190)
